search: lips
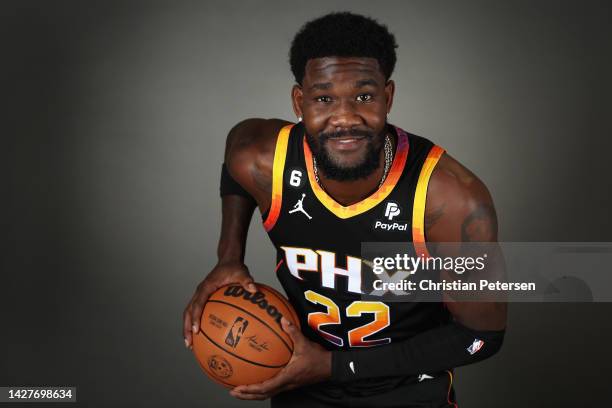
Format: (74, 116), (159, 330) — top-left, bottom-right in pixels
(327, 136), (366, 151)
(334, 136), (364, 142)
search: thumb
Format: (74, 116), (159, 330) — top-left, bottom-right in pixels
(281, 316), (302, 347)
(240, 276), (257, 294)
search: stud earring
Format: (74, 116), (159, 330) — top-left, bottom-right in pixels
(298, 116), (302, 122)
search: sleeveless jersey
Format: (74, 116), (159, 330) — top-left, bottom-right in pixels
(261, 122), (449, 356)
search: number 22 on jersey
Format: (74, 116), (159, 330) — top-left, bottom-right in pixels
(304, 290), (391, 348)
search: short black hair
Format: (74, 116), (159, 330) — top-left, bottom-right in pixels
(289, 12), (398, 85)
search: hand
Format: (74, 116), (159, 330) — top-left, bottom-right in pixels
(230, 317), (331, 400)
(182, 261), (256, 349)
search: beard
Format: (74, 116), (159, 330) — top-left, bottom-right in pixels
(305, 126), (387, 181)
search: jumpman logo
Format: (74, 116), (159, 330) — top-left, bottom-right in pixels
(289, 193), (312, 220)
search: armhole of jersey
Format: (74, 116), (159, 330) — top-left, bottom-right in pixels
(412, 145), (445, 257)
(262, 124), (293, 232)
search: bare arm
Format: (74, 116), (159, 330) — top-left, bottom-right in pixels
(225, 118), (292, 213)
(217, 195), (256, 264)
(425, 152), (507, 330)
(182, 118), (291, 348)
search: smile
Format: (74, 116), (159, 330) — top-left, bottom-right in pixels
(327, 137), (366, 151)
(337, 138), (363, 143)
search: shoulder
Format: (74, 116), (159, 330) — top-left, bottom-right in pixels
(425, 152), (498, 242)
(225, 118), (291, 164)
(225, 118), (293, 200)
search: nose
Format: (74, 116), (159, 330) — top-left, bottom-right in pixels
(328, 100), (362, 130)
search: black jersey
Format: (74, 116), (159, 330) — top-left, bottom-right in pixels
(261, 122), (450, 355)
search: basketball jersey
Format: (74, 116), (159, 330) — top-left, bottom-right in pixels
(261, 122), (449, 354)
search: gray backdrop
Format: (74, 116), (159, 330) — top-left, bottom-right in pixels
(2, 0), (611, 407)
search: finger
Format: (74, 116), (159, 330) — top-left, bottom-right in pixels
(281, 316), (302, 348)
(229, 390), (270, 400)
(234, 370), (289, 395)
(190, 301), (204, 334)
(182, 307), (193, 349)
(182, 290), (201, 348)
(237, 274), (257, 294)
(190, 285), (214, 334)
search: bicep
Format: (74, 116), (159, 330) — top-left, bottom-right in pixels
(425, 154), (498, 243)
(423, 154), (506, 330)
(224, 118), (289, 212)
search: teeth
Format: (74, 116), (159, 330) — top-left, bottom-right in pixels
(338, 139), (357, 143)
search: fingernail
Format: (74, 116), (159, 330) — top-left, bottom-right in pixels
(192, 324), (198, 333)
(248, 283), (256, 292)
(184, 338), (189, 348)
(281, 316), (291, 326)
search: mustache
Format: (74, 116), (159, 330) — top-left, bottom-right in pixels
(318, 128), (375, 142)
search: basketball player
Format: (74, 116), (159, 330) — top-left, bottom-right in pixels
(183, 12), (506, 407)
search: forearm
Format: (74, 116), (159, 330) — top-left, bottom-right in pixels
(331, 320), (505, 382)
(217, 195), (256, 264)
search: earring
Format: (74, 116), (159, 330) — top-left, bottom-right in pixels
(298, 116), (302, 122)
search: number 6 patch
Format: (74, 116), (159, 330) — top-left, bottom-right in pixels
(287, 167), (305, 188)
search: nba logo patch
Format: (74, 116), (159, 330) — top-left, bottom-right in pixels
(225, 317), (249, 348)
(467, 338), (484, 355)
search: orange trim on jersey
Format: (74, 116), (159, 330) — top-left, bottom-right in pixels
(446, 370), (458, 408)
(412, 145), (445, 257)
(262, 124), (293, 232)
(303, 129), (409, 219)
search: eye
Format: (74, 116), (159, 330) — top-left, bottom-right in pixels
(356, 94), (373, 102)
(315, 96), (332, 103)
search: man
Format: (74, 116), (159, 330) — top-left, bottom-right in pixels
(183, 12), (506, 407)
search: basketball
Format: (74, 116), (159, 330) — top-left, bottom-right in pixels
(192, 283), (300, 388)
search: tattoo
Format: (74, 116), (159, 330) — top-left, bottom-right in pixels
(425, 204), (445, 229)
(461, 204), (497, 242)
(251, 165), (272, 194)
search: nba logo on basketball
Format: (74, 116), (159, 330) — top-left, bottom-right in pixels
(225, 317), (249, 348)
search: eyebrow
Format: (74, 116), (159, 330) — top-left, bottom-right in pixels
(355, 79), (378, 88)
(309, 79), (379, 91)
(309, 82), (333, 91)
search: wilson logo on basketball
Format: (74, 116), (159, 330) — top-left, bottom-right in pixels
(223, 286), (285, 328)
(225, 317), (249, 348)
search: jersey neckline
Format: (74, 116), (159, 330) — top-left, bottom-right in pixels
(303, 125), (410, 219)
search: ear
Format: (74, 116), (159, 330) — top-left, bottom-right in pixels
(291, 84), (304, 121)
(384, 80), (395, 115)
